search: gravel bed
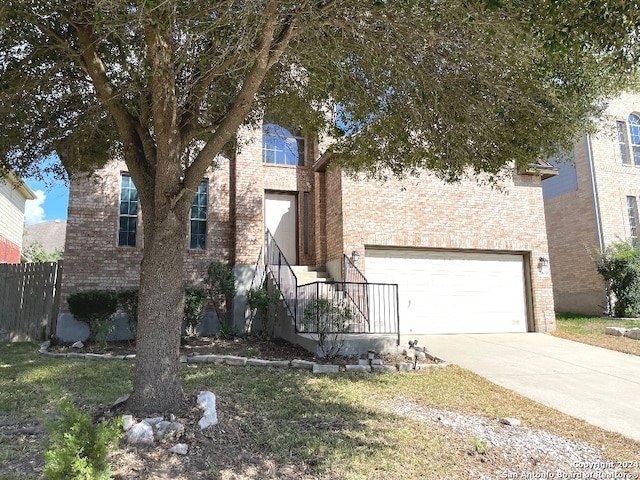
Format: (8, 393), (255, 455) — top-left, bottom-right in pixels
(389, 400), (637, 479)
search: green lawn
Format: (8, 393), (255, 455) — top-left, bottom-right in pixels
(1, 342), (639, 479)
(552, 313), (640, 356)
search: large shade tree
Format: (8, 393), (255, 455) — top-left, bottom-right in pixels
(1, 0), (639, 414)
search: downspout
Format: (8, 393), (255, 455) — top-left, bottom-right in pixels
(585, 134), (608, 312)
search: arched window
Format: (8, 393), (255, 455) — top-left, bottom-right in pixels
(262, 123), (305, 166)
(628, 114), (640, 166)
(618, 114), (640, 166)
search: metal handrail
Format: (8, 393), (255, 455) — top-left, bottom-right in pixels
(297, 281), (399, 334)
(343, 254), (367, 283)
(264, 229), (298, 324)
(342, 254), (370, 328)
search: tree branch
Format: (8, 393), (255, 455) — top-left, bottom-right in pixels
(182, 0), (291, 194)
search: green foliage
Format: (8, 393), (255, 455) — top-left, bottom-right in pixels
(117, 289), (139, 338)
(246, 286), (280, 340)
(22, 241), (63, 263)
(183, 288), (207, 336)
(205, 262), (236, 334)
(303, 299), (352, 359)
(472, 436), (487, 455)
(597, 241), (640, 317)
(67, 291), (118, 344)
(44, 398), (122, 480)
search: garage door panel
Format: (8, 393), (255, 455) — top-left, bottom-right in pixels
(365, 248), (528, 334)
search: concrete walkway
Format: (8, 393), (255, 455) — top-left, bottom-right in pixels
(403, 333), (640, 442)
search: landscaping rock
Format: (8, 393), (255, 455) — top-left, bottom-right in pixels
(312, 364), (340, 374)
(398, 362), (414, 372)
(416, 351), (427, 361)
(605, 326), (628, 336)
(500, 417), (522, 427)
(197, 391), (218, 429)
(262, 360), (290, 368)
(169, 443), (189, 455)
(126, 421), (154, 444)
(144, 417), (165, 426)
(156, 420), (185, 442)
(291, 359), (315, 370)
(112, 394), (130, 409)
(346, 364), (370, 373)
(224, 356), (248, 366)
(372, 364), (397, 373)
(246, 358), (273, 367)
(122, 415), (134, 431)
(624, 328), (640, 340)
(71, 341), (84, 348)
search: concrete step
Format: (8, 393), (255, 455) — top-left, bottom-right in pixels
(292, 266), (333, 285)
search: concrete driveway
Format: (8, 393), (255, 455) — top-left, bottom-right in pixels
(403, 333), (640, 442)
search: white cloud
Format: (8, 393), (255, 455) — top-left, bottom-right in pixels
(25, 190), (46, 225)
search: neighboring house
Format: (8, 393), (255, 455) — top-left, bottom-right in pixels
(543, 92), (640, 316)
(0, 171), (36, 263)
(59, 122), (558, 342)
(23, 220), (67, 259)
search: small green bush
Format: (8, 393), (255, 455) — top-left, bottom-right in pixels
(117, 289), (139, 337)
(67, 291), (118, 344)
(184, 288), (207, 336)
(598, 241), (640, 317)
(44, 398), (122, 480)
(303, 299), (352, 358)
(205, 261), (236, 334)
(247, 286), (280, 339)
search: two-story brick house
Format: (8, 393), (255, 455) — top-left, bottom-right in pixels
(59, 121), (558, 339)
(543, 92), (640, 316)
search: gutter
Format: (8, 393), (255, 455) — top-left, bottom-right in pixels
(585, 133), (607, 311)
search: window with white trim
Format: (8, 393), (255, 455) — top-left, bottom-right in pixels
(618, 114), (640, 166)
(617, 121), (630, 165)
(189, 179), (208, 250)
(118, 174), (138, 247)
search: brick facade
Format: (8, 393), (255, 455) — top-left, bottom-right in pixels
(0, 235), (21, 264)
(543, 93), (640, 315)
(321, 168), (556, 332)
(61, 123), (556, 332)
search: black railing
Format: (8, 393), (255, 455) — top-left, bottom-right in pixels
(342, 254), (369, 329)
(245, 246), (265, 330)
(264, 231), (399, 339)
(265, 229), (297, 322)
(297, 281), (399, 335)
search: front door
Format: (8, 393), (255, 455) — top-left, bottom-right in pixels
(265, 192), (297, 265)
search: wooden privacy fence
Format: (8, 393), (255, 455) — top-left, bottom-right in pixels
(0, 262), (62, 342)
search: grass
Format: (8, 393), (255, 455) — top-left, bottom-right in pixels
(1, 342), (639, 479)
(551, 312), (640, 356)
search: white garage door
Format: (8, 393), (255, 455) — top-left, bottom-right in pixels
(365, 249), (528, 334)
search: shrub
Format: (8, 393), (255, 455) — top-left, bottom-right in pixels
(246, 286), (280, 339)
(205, 261), (236, 335)
(44, 398), (122, 480)
(117, 289), (139, 338)
(597, 241), (640, 317)
(303, 298), (352, 358)
(67, 291), (118, 344)
(183, 288), (207, 336)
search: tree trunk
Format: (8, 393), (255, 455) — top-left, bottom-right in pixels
(127, 207), (187, 415)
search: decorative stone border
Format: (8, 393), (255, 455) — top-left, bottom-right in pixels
(39, 341), (450, 374)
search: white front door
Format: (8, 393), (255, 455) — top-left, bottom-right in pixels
(365, 248), (528, 334)
(265, 193), (297, 265)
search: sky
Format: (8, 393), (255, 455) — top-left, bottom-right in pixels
(23, 155), (69, 225)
